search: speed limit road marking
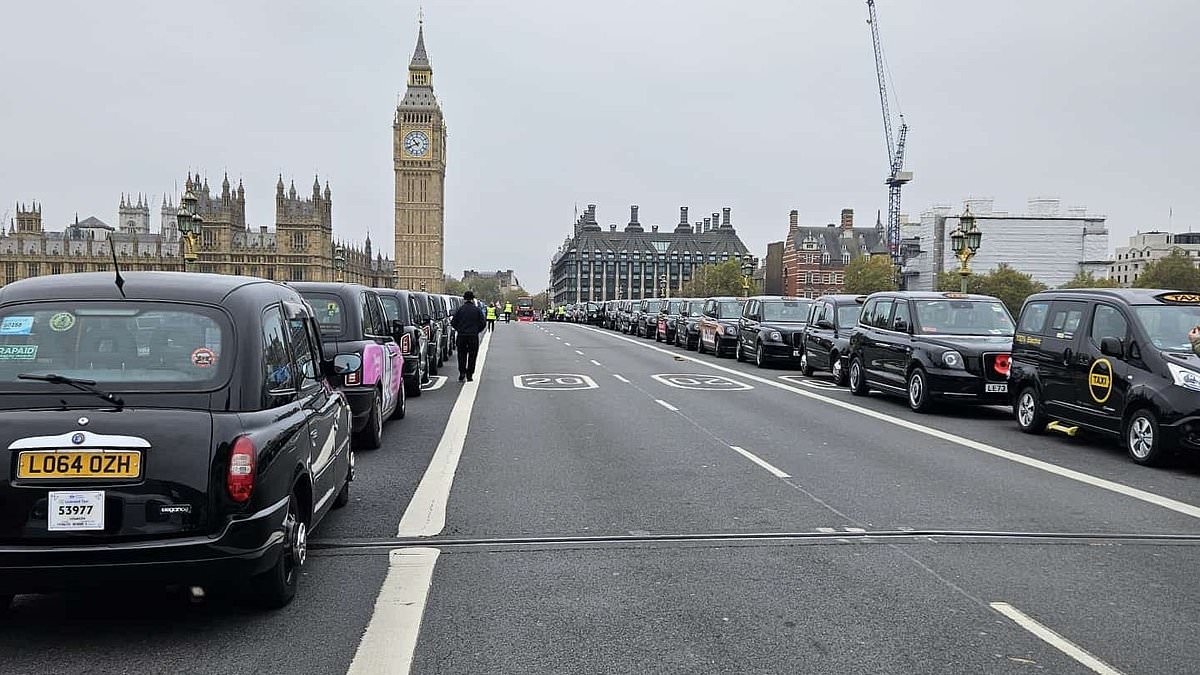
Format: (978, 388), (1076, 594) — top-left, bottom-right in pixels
(512, 374), (599, 391)
(651, 374), (753, 391)
(778, 375), (839, 390)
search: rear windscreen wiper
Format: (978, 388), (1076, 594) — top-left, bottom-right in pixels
(18, 373), (125, 407)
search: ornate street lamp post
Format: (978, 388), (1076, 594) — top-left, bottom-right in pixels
(420, 281), (427, 293)
(741, 255), (756, 298)
(658, 274), (668, 299)
(949, 205), (983, 293)
(176, 187), (203, 268)
(333, 245), (347, 283)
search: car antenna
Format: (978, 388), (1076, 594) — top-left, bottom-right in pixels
(109, 240), (127, 298)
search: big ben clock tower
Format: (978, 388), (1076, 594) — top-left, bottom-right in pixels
(394, 20), (447, 291)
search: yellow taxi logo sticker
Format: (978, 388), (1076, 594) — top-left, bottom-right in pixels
(1088, 357), (1113, 404)
(1157, 293), (1200, 304)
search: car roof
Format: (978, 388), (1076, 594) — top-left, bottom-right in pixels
(0, 271), (282, 305)
(866, 291), (999, 301)
(288, 281), (372, 296)
(814, 294), (867, 302)
(1028, 288), (1192, 306)
(747, 295), (806, 301)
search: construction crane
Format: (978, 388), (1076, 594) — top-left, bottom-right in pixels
(866, 0), (911, 265)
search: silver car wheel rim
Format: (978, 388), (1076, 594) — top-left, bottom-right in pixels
(295, 521), (308, 567)
(832, 359), (841, 379)
(1129, 417), (1154, 459)
(909, 373), (923, 406)
(1018, 393), (1035, 427)
(850, 363), (860, 388)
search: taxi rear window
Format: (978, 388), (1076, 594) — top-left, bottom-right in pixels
(0, 302), (231, 391)
(301, 292), (347, 338)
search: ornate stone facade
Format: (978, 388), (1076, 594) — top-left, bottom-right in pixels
(393, 21), (448, 292)
(0, 174), (392, 288)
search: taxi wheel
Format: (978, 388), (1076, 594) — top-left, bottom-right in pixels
(333, 453), (353, 509)
(1015, 387), (1045, 434)
(697, 337), (707, 355)
(848, 357), (869, 396)
(428, 354), (439, 377)
(1126, 409), (1167, 466)
(355, 394), (383, 450)
(754, 341), (766, 368)
(390, 385), (406, 420)
(735, 340), (744, 362)
(832, 356), (848, 386)
(407, 375), (423, 398)
(253, 492), (306, 609)
(800, 351), (814, 376)
(907, 367), (935, 413)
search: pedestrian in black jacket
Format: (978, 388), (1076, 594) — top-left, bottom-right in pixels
(450, 291), (486, 382)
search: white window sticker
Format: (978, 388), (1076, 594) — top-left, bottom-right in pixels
(48, 491), (105, 531)
(0, 316), (33, 335)
(0, 344), (38, 360)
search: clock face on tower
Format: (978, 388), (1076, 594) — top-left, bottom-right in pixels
(403, 130), (430, 157)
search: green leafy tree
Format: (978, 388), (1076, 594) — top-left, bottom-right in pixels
(530, 290), (549, 311)
(443, 276), (467, 296)
(843, 255), (898, 294)
(680, 259), (747, 297)
(463, 276), (501, 303)
(940, 264), (1045, 316)
(1060, 271), (1120, 289)
(1133, 250), (1200, 292)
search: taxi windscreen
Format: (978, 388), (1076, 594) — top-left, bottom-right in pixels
(913, 300), (1014, 336)
(378, 295), (410, 325)
(717, 301), (744, 319)
(0, 302), (230, 390)
(837, 304), (863, 328)
(1135, 305), (1200, 352)
(761, 300), (812, 322)
(301, 292), (348, 338)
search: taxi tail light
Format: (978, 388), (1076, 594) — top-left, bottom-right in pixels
(994, 353), (1011, 377)
(344, 368), (362, 386)
(227, 436), (256, 503)
(400, 333), (412, 354)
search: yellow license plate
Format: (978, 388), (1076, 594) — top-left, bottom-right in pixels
(17, 451), (142, 479)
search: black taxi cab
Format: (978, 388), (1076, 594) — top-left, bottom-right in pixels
(1010, 288), (1200, 465)
(735, 296), (813, 368)
(375, 288), (430, 397)
(0, 272), (356, 609)
(800, 294), (866, 385)
(292, 282), (404, 450)
(847, 292), (1015, 412)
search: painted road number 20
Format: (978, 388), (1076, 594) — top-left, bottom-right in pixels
(513, 374), (599, 391)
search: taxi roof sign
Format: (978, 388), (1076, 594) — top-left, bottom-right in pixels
(942, 292), (969, 299)
(1155, 292), (1200, 305)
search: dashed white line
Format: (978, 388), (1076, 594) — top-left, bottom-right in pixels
(655, 399), (679, 412)
(555, 337), (561, 340)
(728, 445), (791, 478)
(346, 547), (440, 675)
(613, 374), (631, 383)
(590, 359), (602, 366)
(990, 602), (1124, 675)
(575, 324), (1200, 521)
(575, 350), (584, 355)
(844, 526), (867, 533)
(564, 342), (572, 346)
(815, 527), (837, 533)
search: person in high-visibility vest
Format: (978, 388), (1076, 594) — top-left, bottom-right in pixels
(486, 303), (497, 331)
(504, 301), (514, 323)
(556, 305), (566, 321)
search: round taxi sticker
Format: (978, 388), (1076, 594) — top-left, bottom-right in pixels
(1088, 357), (1113, 404)
(191, 347), (217, 368)
(49, 312), (76, 332)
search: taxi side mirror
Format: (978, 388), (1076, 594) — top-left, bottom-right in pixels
(332, 353), (362, 376)
(1099, 336), (1124, 358)
(893, 318), (910, 333)
(816, 319), (834, 330)
(391, 319), (405, 338)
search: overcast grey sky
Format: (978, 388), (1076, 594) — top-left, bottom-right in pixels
(2, 0), (1197, 291)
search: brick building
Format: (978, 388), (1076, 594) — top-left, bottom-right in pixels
(780, 208), (887, 298)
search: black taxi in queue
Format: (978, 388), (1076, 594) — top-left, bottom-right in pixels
(375, 288), (430, 397)
(1010, 289), (1200, 465)
(672, 299), (703, 350)
(292, 282), (405, 450)
(697, 297), (747, 357)
(800, 294), (866, 385)
(735, 296), (813, 368)
(0, 272), (357, 609)
(847, 291), (1015, 412)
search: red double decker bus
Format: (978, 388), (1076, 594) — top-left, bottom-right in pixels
(516, 296), (534, 322)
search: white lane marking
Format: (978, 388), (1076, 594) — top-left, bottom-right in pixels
(590, 359), (602, 366)
(555, 337), (561, 340)
(613, 374), (631, 383)
(815, 527), (837, 533)
(575, 324), (1200, 521)
(729, 445), (791, 478)
(347, 547), (441, 675)
(397, 332), (492, 537)
(990, 602), (1124, 675)
(420, 375), (448, 391)
(778, 374), (839, 390)
(655, 399), (679, 412)
(564, 342), (572, 346)
(844, 526), (867, 533)
(575, 350), (585, 355)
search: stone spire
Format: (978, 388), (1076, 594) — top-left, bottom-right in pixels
(323, 181), (331, 201)
(313, 174), (321, 198)
(410, 20), (430, 70)
(288, 180), (297, 199)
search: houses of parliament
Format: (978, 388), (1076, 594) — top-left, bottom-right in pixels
(0, 17), (454, 291)
(0, 174), (392, 288)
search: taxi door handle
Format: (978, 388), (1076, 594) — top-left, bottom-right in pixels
(1062, 348), (1073, 365)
